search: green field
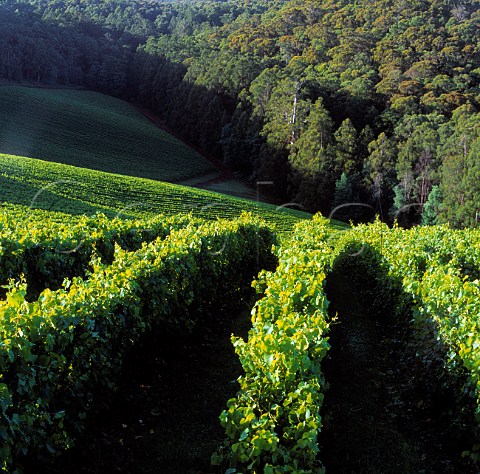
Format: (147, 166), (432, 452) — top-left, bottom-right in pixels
(0, 86), (345, 233)
(0, 86), (216, 182)
(0, 153), (331, 234)
(0, 86), (312, 232)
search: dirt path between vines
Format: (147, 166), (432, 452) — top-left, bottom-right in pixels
(321, 274), (476, 474)
(34, 308), (251, 474)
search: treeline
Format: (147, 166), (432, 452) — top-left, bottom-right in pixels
(0, 0), (479, 226)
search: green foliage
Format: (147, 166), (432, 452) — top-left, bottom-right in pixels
(422, 185), (442, 225)
(289, 98), (335, 212)
(364, 132), (397, 201)
(334, 118), (359, 176)
(331, 172), (354, 222)
(0, 208), (194, 299)
(0, 153), (319, 236)
(0, 86), (215, 183)
(345, 221), (480, 457)
(438, 107), (480, 227)
(216, 215), (332, 473)
(262, 75), (309, 147)
(389, 184), (407, 221)
(0, 215), (275, 470)
(2, 0), (480, 222)
(394, 113), (443, 208)
(219, 215), (480, 470)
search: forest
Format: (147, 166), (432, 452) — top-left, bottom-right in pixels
(0, 0), (479, 227)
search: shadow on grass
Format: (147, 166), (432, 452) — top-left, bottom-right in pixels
(320, 244), (477, 473)
(27, 300), (254, 474)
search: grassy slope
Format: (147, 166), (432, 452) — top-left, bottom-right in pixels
(0, 86), (215, 182)
(0, 153), (327, 234)
(0, 86), (347, 233)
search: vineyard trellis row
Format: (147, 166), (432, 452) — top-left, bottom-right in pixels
(0, 207), (196, 300)
(0, 214), (275, 471)
(218, 215), (480, 472)
(0, 154), (316, 235)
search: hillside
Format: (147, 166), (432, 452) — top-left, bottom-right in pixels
(0, 153), (333, 234)
(0, 0), (479, 472)
(0, 86), (216, 182)
(1, 0), (479, 225)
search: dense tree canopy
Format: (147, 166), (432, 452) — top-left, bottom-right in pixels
(0, 0), (479, 227)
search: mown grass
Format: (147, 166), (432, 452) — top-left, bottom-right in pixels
(0, 153), (331, 234)
(0, 86), (215, 182)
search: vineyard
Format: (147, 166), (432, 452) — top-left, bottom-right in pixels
(214, 216), (480, 472)
(0, 210), (276, 471)
(0, 82), (478, 473)
(0, 86), (215, 182)
(0, 154), (326, 235)
(0, 205), (479, 472)
(0, 209), (198, 300)
(1, 0), (479, 469)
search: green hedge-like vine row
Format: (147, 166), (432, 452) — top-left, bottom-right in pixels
(218, 215), (480, 471)
(344, 221), (480, 458)
(0, 208), (194, 299)
(0, 214), (275, 471)
(215, 215), (333, 473)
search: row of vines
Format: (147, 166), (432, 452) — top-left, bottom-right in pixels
(0, 205), (196, 299)
(2, 205), (479, 472)
(0, 212), (275, 471)
(218, 215), (480, 472)
(0, 154), (314, 235)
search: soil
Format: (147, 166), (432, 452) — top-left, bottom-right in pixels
(321, 273), (478, 474)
